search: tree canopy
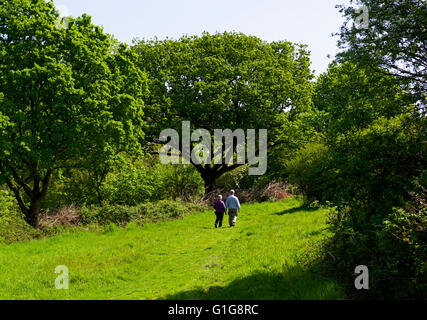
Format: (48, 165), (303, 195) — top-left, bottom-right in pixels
(133, 32), (314, 192)
(336, 0), (427, 98)
(0, 0), (147, 226)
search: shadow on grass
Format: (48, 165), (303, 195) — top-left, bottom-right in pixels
(275, 204), (319, 216)
(160, 266), (343, 300)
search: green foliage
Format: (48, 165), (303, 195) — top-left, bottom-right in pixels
(98, 156), (156, 206)
(257, 111), (323, 184)
(0, 189), (37, 242)
(326, 205), (426, 299)
(0, 0), (147, 226)
(285, 143), (334, 201)
(133, 32), (315, 191)
(79, 199), (207, 226)
(79, 204), (139, 226)
(380, 208), (426, 295)
(336, 0), (426, 97)
(149, 163), (205, 201)
(138, 200), (191, 221)
(43, 156), (205, 208)
(321, 116), (425, 299)
(135, 32), (314, 135)
(214, 165), (250, 190)
(289, 58), (427, 298)
(314, 62), (416, 136)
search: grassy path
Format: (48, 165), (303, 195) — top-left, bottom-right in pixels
(0, 197), (345, 299)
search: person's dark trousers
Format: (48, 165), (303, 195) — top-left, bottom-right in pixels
(215, 212), (224, 228)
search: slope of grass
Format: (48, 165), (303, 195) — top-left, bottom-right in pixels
(0, 197), (345, 300)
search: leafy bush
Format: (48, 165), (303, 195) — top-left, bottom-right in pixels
(300, 116), (427, 299)
(325, 205), (426, 299)
(44, 156), (157, 208)
(0, 189), (38, 243)
(79, 204), (140, 225)
(149, 163), (205, 201)
(285, 143), (335, 201)
(79, 200), (208, 226)
(43, 157), (205, 209)
(100, 157), (157, 206)
(214, 165), (251, 191)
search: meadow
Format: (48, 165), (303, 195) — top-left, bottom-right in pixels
(0, 197), (345, 300)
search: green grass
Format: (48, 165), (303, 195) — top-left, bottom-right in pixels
(0, 197), (345, 300)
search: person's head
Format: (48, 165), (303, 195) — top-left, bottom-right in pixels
(217, 195), (222, 200)
(230, 189), (235, 195)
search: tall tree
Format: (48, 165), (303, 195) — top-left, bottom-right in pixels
(0, 0), (147, 227)
(134, 32), (314, 193)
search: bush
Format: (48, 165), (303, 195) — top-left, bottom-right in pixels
(0, 189), (38, 243)
(325, 205), (426, 299)
(214, 165), (251, 191)
(43, 157), (205, 209)
(79, 204), (140, 225)
(44, 156), (158, 208)
(100, 158), (157, 206)
(79, 200), (208, 226)
(285, 143), (335, 201)
(308, 116), (427, 299)
(150, 163), (205, 201)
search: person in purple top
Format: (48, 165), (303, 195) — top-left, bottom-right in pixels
(213, 195), (226, 228)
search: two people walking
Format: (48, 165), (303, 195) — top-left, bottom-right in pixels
(213, 190), (241, 228)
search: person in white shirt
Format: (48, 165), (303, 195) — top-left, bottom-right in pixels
(225, 189), (241, 227)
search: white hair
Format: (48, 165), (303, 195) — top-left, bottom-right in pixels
(218, 195), (222, 200)
(230, 189), (235, 194)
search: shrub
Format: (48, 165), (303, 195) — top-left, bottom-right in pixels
(285, 143), (335, 202)
(313, 116), (426, 299)
(44, 157), (206, 209)
(79, 200), (208, 226)
(0, 189), (38, 243)
(325, 205), (426, 299)
(136, 200), (208, 224)
(149, 163), (205, 201)
(214, 165), (251, 191)
(79, 204), (140, 226)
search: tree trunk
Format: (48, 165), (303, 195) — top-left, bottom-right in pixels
(200, 167), (218, 196)
(25, 197), (42, 228)
(203, 176), (216, 195)
(196, 163), (243, 196)
(3, 164), (52, 229)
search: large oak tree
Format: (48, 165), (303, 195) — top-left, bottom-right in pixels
(134, 32), (314, 193)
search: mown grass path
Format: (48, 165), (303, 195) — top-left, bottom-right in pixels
(0, 197), (345, 299)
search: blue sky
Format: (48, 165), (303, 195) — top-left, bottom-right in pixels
(53, 0), (349, 76)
